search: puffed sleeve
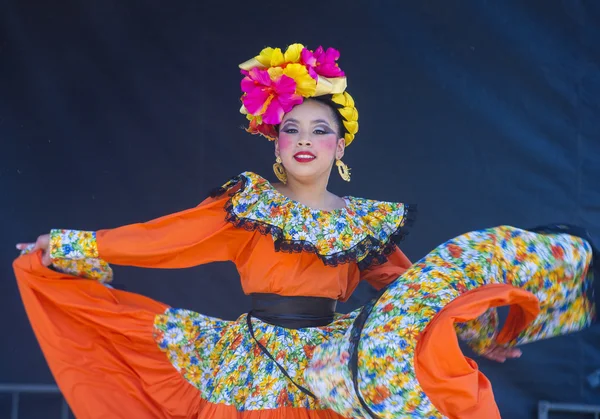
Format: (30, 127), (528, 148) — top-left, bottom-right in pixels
(360, 245), (412, 290)
(48, 181), (248, 269)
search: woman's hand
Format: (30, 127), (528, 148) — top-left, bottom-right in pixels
(16, 234), (52, 266)
(481, 342), (522, 363)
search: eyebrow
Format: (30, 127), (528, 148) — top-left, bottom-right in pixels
(282, 118), (331, 126)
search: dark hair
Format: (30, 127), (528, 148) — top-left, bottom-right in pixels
(275, 94), (348, 139)
(310, 95), (347, 138)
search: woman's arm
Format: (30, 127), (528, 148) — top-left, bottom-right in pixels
(20, 183), (247, 270)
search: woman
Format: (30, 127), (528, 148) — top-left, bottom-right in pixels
(14, 44), (596, 419)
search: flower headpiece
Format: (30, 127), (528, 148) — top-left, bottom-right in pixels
(239, 44), (359, 146)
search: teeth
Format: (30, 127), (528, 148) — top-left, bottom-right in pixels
(296, 155), (315, 159)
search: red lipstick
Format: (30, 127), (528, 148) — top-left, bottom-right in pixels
(293, 151), (316, 163)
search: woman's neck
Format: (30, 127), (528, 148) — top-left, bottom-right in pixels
(276, 173), (343, 211)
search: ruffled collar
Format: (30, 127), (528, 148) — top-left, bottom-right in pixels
(210, 172), (415, 269)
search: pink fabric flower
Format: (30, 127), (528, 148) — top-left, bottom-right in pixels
(241, 68), (303, 125)
(300, 48), (318, 80)
(313, 46), (345, 78)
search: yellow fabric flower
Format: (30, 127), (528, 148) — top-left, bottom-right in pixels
(256, 47), (285, 67)
(266, 65), (317, 98)
(284, 43), (305, 63)
(283, 63), (317, 97)
(267, 66), (284, 79)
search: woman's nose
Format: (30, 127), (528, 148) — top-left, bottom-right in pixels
(297, 134), (312, 146)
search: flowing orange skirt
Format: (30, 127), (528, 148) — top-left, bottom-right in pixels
(13, 252), (346, 419)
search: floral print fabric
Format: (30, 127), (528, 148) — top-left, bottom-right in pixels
(49, 229), (99, 259)
(306, 226), (594, 418)
(153, 308), (359, 411)
(42, 212), (594, 415)
(20, 240), (113, 283)
(455, 307), (499, 354)
(215, 172), (413, 268)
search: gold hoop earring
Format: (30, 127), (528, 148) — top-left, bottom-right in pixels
(273, 156), (287, 184)
(336, 159), (351, 182)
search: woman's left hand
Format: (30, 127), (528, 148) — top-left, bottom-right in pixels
(481, 343), (522, 363)
(16, 234), (52, 266)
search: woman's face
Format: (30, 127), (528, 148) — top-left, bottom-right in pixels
(276, 100), (345, 183)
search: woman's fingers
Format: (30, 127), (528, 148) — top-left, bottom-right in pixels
(36, 234), (50, 248)
(482, 348), (506, 362)
(16, 235), (50, 251)
(505, 347), (522, 358)
(482, 344), (522, 363)
(41, 251), (52, 266)
(16, 235), (52, 266)
(17, 234), (49, 250)
(16, 242), (52, 266)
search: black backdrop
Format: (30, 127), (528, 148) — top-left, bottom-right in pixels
(1, 1), (599, 418)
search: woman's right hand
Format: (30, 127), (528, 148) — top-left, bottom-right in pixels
(16, 234), (52, 266)
(481, 342), (522, 363)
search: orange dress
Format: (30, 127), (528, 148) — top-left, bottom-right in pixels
(13, 172), (413, 418)
(13, 172), (596, 419)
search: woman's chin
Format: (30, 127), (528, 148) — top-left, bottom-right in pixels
(286, 164), (329, 182)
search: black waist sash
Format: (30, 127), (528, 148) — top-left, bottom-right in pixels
(249, 293), (337, 329)
(246, 293), (338, 399)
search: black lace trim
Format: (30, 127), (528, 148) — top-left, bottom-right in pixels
(209, 174), (417, 269)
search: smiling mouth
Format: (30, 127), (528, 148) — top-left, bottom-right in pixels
(293, 153), (316, 163)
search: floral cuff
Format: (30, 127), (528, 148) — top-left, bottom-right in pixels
(49, 229), (99, 259)
(19, 240), (112, 283)
(51, 258), (113, 283)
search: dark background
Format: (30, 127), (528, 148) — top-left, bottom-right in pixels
(1, 1), (599, 417)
